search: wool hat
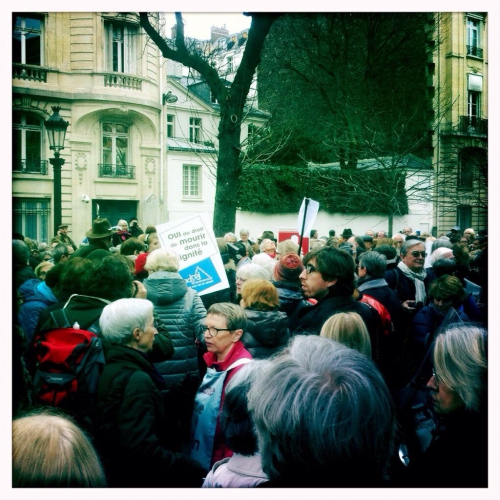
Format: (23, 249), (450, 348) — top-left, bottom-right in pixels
(274, 252), (304, 281)
(341, 228), (353, 239)
(86, 218), (116, 239)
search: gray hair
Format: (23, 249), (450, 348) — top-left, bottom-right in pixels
(251, 253), (276, 280)
(433, 325), (487, 412)
(144, 247), (179, 273)
(276, 239), (299, 255)
(207, 302), (248, 331)
(431, 238), (453, 254)
(224, 232), (237, 243)
(239, 228), (250, 237)
(359, 251), (387, 278)
(52, 243), (70, 264)
(221, 360), (270, 456)
(99, 298), (153, 345)
(236, 263), (270, 282)
(400, 238), (424, 256)
(247, 335), (395, 484)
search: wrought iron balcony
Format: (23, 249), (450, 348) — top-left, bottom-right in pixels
(458, 116), (488, 135)
(466, 45), (483, 58)
(104, 73), (142, 90)
(98, 163), (135, 179)
(13, 160), (48, 174)
(13, 63), (47, 82)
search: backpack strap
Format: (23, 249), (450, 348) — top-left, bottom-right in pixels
(50, 308), (71, 328)
(49, 308), (100, 335)
(226, 358), (252, 372)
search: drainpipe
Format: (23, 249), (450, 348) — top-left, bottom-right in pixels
(159, 47), (165, 207)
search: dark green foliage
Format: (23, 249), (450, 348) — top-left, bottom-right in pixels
(237, 164), (409, 215)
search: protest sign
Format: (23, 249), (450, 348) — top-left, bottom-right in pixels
(278, 228), (309, 256)
(155, 213), (229, 296)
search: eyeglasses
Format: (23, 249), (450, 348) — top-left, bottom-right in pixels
(432, 369), (441, 385)
(410, 251), (426, 258)
(305, 263), (318, 274)
(205, 326), (231, 338)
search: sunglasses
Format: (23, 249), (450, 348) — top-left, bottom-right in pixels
(410, 251), (426, 258)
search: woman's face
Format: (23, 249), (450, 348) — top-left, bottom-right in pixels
(148, 236), (161, 252)
(264, 241), (276, 253)
(459, 237), (469, 246)
(427, 370), (464, 414)
(119, 221), (128, 231)
(240, 232), (249, 242)
(236, 275), (246, 295)
(433, 297), (454, 315)
(203, 313), (242, 361)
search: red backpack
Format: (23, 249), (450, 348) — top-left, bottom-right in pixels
(32, 308), (105, 428)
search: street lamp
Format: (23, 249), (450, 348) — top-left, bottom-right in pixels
(44, 106), (69, 232)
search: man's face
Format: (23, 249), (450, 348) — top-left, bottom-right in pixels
(365, 230), (375, 237)
(299, 257), (337, 299)
(59, 227), (68, 235)
(402, 227), (412, 236)
(401, 243), (426, 272)
(393, 235), (404, 247)
(363, 241), (372, 250)
(377, 231), (385, 239)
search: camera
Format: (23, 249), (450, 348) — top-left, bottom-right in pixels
(131, 221), (138, 227)
(227, 242), (244, 263)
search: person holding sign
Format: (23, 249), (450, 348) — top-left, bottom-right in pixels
(191, 303), (253, 471)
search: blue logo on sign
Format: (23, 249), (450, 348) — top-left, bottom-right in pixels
(179, 257), (221, 293)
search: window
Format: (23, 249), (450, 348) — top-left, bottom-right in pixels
(183, 165), (201, 199)
(458, 147), (486, 189)
(189, 117), (202, 143)
(468, 91), (480, 125)
(13, 14), (42, 66)
(166, 114), (175, 138)
(13, 111), (47, 173)
(227, 56), (233, 73)
(105, 22), (137, 73)
(457, 205), (472, 230)
(467, 18), (481, 57)
(101, 122), (132, 177)
(13, 198), (50, 243)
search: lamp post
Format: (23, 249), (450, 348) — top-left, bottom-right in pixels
(44, 106), (69, 232)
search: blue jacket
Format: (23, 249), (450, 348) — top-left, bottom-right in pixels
(18, 279), (58, 342)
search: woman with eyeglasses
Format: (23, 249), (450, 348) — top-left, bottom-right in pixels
(401, 325), (487, 487)
(191, 303), (253, 471)
(95, 298), (207, 487)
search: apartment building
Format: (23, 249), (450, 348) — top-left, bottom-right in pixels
(430, 12), (488, 234)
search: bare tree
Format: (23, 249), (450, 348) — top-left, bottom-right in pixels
(139, 12), (281, 235)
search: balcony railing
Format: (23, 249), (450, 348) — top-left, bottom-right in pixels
(13, 160), (48, 174)
(466, 45), (483, 58)
(13, 64), (47, 82)
(458, 116), (488, 135)
(98, 164), (135, 179)
(104, 74), (142, 90)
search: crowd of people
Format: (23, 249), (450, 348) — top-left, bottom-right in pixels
(12, 219), (488, 488)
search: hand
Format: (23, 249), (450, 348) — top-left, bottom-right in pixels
(402, 300), (416, 311)
(133, 280), (147, 299)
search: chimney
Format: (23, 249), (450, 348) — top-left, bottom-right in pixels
(211, 24), (229, 43)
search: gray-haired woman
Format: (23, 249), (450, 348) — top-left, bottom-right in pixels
(402, 324), (487, 487)
(95, 298), (206, 487)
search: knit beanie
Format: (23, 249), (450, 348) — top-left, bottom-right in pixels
(134, 251), (148, 275)
(274, 252), (304, 281)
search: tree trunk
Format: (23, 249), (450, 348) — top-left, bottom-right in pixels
(213, 121), (242, 236)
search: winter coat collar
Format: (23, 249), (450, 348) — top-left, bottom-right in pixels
(204, 341), (252, 372)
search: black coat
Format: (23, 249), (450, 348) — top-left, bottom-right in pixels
(402, 407), (487, 487)
(95, 343), (206, 487)
(242, 308), (290, 359)
(273, 280), (309, 329)
(291, 284), (379, 337)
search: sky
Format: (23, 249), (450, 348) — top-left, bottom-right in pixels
(163, 12), (251, 40)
